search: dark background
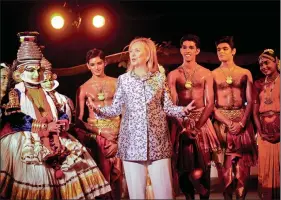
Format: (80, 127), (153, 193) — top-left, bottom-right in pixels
(1, 0), (280, 102)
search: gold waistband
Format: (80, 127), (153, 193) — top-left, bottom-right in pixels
(186, 108), (204, 121)
(218, 109), (243, 121)
(216, 106), (243, 110)
(87, 117), (120, 130)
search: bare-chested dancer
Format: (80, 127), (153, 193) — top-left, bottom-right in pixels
(168, 34), (221, 200)
(212, 36), (257, 200)
(75, 48), (122, 199)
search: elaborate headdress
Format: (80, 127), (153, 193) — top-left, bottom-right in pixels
(12, 31), (43, 82)
(259, 49), (280, 71)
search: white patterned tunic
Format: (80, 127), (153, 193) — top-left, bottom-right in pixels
(98, 71), (186, 161)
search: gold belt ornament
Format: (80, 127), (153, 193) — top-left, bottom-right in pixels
(186, 110), (203, 122)
(218, 109), (243, 122)
(87, 117), (120, 131)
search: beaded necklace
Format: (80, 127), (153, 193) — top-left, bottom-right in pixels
(263, 75), (279, 104)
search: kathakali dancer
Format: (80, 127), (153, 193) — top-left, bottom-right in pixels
(0, 32), (111, 199)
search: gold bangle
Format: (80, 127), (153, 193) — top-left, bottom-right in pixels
(33, 123), (38, 131)
(39, 123), (43, 130)
(32, 120), (40, 132)
(32, 121), (48, 132)
(31, 123), (35, 132)
(36, 123), (41, 130)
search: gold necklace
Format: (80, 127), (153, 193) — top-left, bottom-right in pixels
(263, 75), (279, 105)
(220, 66), (236, 85)
(181, 65), (199, 89)
(92, 80), (107, 101)
(97, 82), (106, 101)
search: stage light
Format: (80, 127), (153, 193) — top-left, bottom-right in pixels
(51, 14), (65, 29)
(92, 15), (105, 28)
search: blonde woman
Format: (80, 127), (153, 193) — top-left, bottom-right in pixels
(87, 37), (195, 199)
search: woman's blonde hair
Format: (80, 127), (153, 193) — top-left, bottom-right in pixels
(127, 37), (159, 73)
